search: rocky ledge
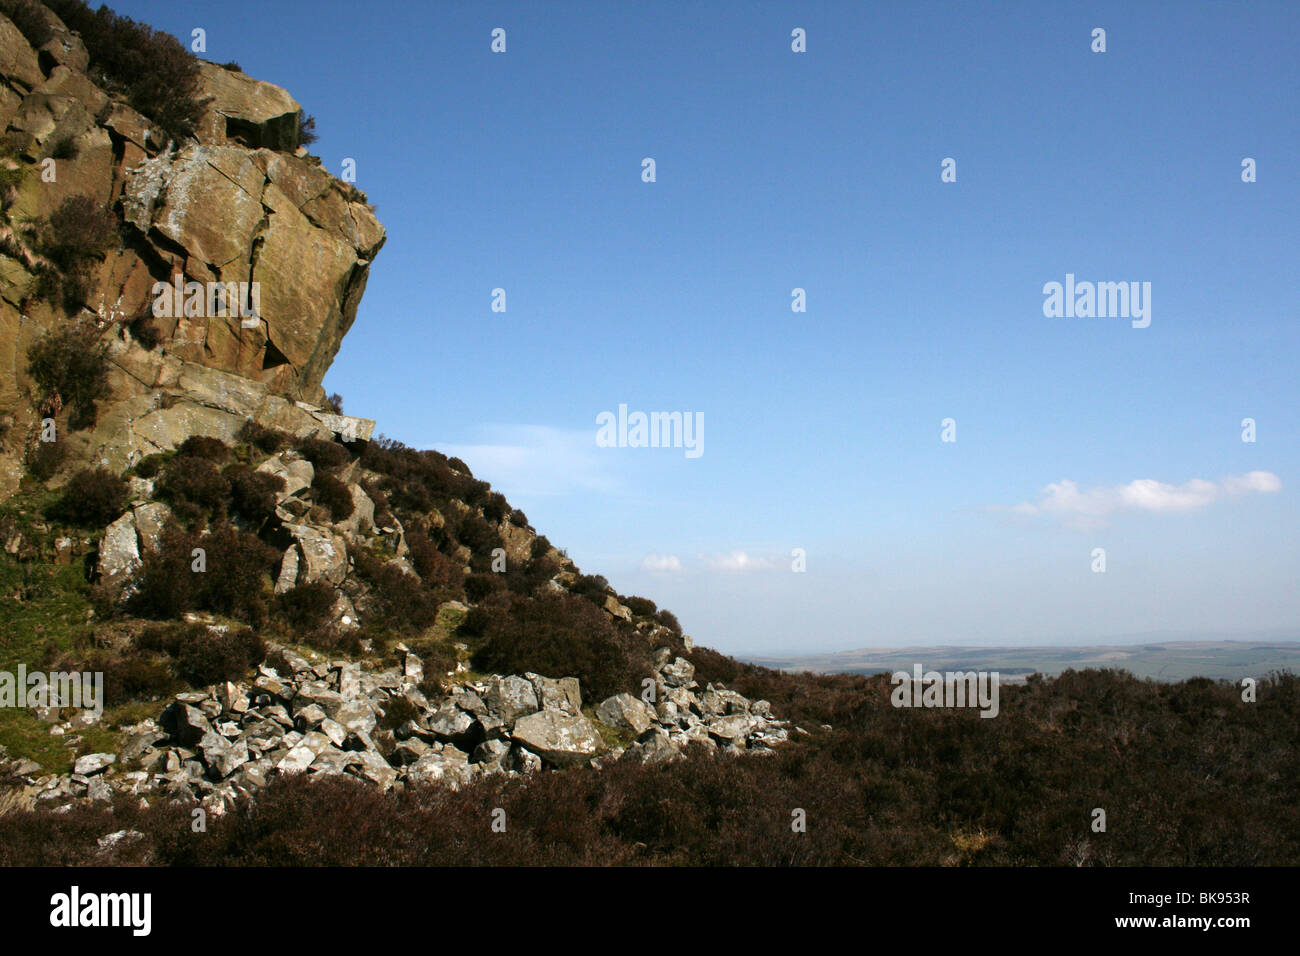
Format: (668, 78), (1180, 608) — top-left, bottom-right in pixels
(6, 639), (790, 814)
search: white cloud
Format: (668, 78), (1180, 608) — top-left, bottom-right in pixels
(1222, 471), (1284, 495)
(641, 553), (683, 573)
(1006, 471), (1281, 526)
(698, 550), (777, 572)
(432, 425), (620, 497)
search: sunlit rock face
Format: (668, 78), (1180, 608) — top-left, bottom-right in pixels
(0, 6), (384, 495)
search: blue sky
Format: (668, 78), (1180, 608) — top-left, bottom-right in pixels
(115, 1), (1298, 657)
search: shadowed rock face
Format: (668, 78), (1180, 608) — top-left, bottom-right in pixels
(0, 4), (384, 496)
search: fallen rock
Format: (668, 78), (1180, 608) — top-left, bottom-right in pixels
(287, 524), (348, 586)
(427, 701), (475, 743)
(73, 753), (115, 776)
(199, 732), (249, 778)
(349, 749), (397, 791)
(527, 673), (583, 716)
(511, 710), (603, 767)
(96, 511), (140, 587)
(596, 693), (655, 736)
(406, 747), (472, 789)
(274, 545), (300, 593)
(660, 657), (696, 688)
(707, 714), (755, 743)
(483, 675), (539, 727)
(160, 703), (212, 747)
(624, 731), (683, 765)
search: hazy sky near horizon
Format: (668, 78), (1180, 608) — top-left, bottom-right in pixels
(115, 1), (1298, 657)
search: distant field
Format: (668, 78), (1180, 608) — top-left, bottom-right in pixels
(751, 641), (1300, 682)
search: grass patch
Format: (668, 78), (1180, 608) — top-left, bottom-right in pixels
(0, 554), (94, 673)
(0, 709), (77, 773)
(0, 488), (61, 534)
(434, 602), (467, 634)
(0, 699), (164, 775)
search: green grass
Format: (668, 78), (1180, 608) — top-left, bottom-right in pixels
(434, 602), (467, 634)
(0, 551), (95, 672)
(0, 699), (163, 776)
(0, 709), (78, 773)
(0, 533), (96, 772)
(0, 488), (157, 772)
(378, 602), (475, 679)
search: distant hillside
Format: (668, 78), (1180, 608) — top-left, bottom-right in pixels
(753, 640), (1300, 682)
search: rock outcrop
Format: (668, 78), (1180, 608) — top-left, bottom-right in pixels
(0, 5), (785, 816)
(0, 4), (384, 497)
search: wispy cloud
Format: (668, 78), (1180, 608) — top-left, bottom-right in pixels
(433, 425), (621, 497)
(698, 549), (777, 572)
(1002, 470), (1281, 528)
(641, 553), (683, 573)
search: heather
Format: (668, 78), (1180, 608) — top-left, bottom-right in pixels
(2, 668), (1295, 866)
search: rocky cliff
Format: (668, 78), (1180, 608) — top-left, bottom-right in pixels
(0, 3), (789, 811)
(0, 0), (383, 498)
